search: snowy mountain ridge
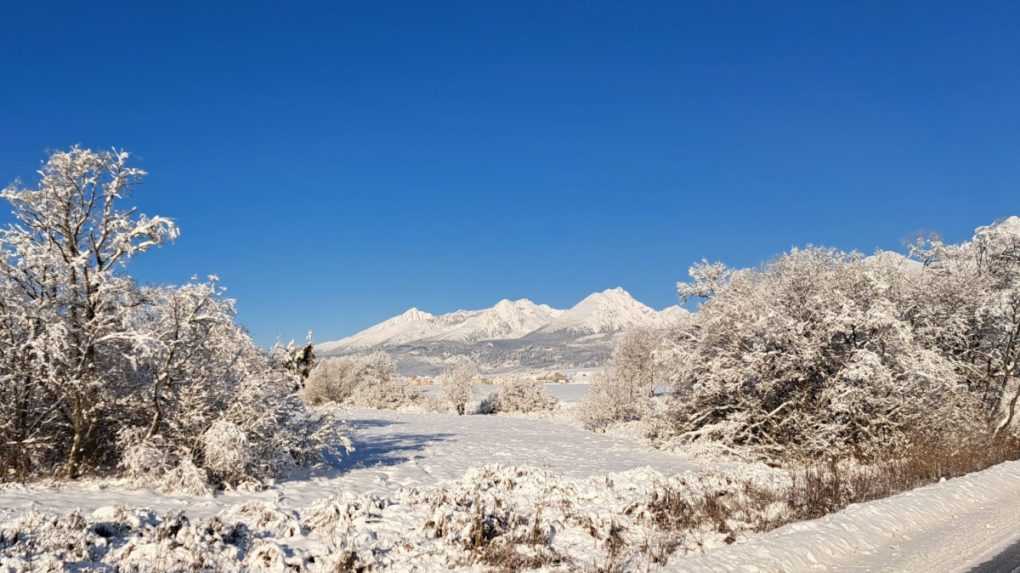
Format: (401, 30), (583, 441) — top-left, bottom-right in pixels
(533, 287), (665, 336)
(317, 288), (688, 354)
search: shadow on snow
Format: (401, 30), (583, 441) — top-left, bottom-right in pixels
(288, 417), (454, 481)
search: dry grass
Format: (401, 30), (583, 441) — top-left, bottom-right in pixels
(782, 435), (1020, 523)
(642, 433), (1020, 564)
(464, 498), (569, 572)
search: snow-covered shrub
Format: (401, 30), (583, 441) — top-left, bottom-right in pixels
(0, 504), (313, 572)
(117, 428), (172, 484)
(348, 356), (421, 409)
(437, 359), (478, 415)
(202, 421), (252, 486)
(578, 372), (646, 431)
(304, 352), (421, 409)
(421, 393), (452, 414)
(218, 373), (353, 485)
(483, 379), (558, 414)
(271, 336), (317, 383)
(305, 357), (361, 405)
(161, 458), (213, 496)
(16, 452), (1015, 572)
(218, 501), (304, 538)
(658, 247), (984, 461)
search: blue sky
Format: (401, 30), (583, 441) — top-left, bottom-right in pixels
(1, 1), (1017, 345)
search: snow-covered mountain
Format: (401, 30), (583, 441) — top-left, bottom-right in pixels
(315, 307), (451, 352)
(532, 288), (663, 336)
(423, 299), (562, 343)
(318, 288), (680, 354)
(658, 304), (692, 325)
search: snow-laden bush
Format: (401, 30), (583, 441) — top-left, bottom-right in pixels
(217, 374), (353, 486)
(117, 428), (173, 484)
(579, 328), (660, 431)
(8, 449), (1018, 572)
(0, 147), (350, 486)
(305, 357), (362, 405)
(437, 359), (478, 415)
(482, 379), (558, 414)
(0, 505), (310, 572)
(160, 458), (214, 496)
(202, 421), (251, 486)
(304, 352), (421, 409)
(658, 247), (985, 461)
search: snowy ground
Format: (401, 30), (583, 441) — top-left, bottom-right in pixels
(3, 406), (1020, 571)
(0, 406), (692, 519)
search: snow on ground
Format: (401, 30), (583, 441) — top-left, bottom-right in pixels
(0, 406), (693, 519)
(0, 408), (708, 571)
(4, 407), (1020, 571)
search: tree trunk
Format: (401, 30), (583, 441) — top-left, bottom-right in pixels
(65, 410), (84, 478)
(994, 376), (1020, 439)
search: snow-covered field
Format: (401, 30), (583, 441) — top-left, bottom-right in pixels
(4, 405), (1020, 571)
(0, 406), (692, 519)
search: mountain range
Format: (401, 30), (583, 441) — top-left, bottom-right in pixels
(318, 287), (686, 352)
(316, 288), (689, 376)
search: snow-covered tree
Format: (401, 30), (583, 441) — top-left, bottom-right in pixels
(610, 327), (659, 400)
(578, 328), (661, 430)
(0, 147), (349, 485)
(272, 333), (316, 385)
(126, 278), (265, 440)
(438, 359), (478, 415)
(658, 246), (982, 460)
(676, 259), (732, 301)
(0, 147), (178, 477)
(907, 217), (1020, 435)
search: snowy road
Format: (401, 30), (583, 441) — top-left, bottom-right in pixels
(674, 459), (1020, 573)
(970, 539), (1020, 573)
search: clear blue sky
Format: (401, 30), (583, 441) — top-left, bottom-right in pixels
(1, 2), (1017, 345)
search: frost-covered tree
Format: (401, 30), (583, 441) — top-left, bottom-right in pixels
(0, 147), (349, 485)
(578, 328), (661, 430)
(657, 246), (982, 460)
(0, 148), (178, 477)
(124, 278), (265, 442)
(610, 327), (659, 400)
(438, 359), (478, 415)
(907, 217), (1020, 435)
(676, 259), (732, 301)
